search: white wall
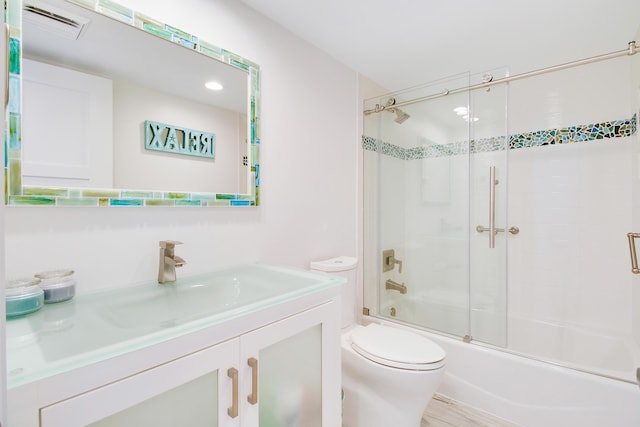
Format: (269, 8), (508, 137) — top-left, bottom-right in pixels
(4, 0), (358, 294)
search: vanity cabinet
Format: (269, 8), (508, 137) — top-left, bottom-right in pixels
(14, 301), (340, 427)
(40, 339), (237, 426)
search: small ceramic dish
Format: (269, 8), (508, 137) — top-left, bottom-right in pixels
(35, 269), (76, 303)
(6, 278), (44, 317)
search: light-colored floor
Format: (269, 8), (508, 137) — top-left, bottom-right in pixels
(422, 394), (520, 427)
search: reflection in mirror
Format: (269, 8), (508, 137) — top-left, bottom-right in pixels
(6, 0), (260, 206)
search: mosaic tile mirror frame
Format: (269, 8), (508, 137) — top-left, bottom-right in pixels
(5, 0), (261, 207)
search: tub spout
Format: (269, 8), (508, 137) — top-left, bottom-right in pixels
(385, 279), (407, 294)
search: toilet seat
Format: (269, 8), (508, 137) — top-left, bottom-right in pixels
(350, 324), (446, 370)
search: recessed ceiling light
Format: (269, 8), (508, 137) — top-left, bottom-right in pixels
(453, 106), (468, 115)
(205, 81), (223, 91)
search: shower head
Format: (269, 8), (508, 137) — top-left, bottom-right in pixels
(393, 108), (410, 124)
(384, 97), (410, 124)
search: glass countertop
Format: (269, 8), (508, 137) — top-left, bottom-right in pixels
(6, 264), (343, 388)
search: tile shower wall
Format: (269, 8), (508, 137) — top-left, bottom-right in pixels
(4, 0), (358, 293)
(506, 57), (636, 379)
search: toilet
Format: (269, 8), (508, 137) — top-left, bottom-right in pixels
(310, 257), (446, 427)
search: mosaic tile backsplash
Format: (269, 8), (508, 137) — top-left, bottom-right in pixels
(5, 0), (261, 207)
(364, 114), (637, 160)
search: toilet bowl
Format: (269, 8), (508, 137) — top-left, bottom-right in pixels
(309, 257), (447, 427)
(341, 323), (445, 427)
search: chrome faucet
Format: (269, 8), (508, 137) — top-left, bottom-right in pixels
(385, 279), (407, 294)
(158, 240), (186, 283)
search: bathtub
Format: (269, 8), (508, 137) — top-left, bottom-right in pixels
(367, 316), (640, 426)
(382, 290), (638, 381)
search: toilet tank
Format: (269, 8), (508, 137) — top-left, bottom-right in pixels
(309, 256), (358, 329)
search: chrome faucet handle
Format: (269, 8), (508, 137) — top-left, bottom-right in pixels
(159, 240), (183, 248)
(393, 257), (403, 274)
(169, 255), (186, 268)
(386, 255), (403, 273)
(382, 249), (403, 273)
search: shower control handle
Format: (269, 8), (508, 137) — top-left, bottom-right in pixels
(382, 249), (403, 273)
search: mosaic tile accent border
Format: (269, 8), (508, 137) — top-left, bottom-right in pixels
(9, 188), (254, 207)
(5, 0), (261, 207)
(363, 114), (637, 160)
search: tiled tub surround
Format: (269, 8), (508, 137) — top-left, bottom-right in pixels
(364, 113), (638, 427)
(5, 0), (261, 207)
(362, 114), (637, 159)
(364, 114), (639, 380)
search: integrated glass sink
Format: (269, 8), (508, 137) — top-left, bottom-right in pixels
(101, 278), (244, 329)
(6, 264), (343, 388)
(101, 266), (311, 329)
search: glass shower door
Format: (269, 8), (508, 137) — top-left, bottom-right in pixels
(365, 56), (640, 382)
(404, 87), (472, 337)
(363, 70), (509, 346)
(468, 78), (509, 347)
(363, 73), (473, 338)
(633, 85), (640, 385)
(634, 55), (640, 386)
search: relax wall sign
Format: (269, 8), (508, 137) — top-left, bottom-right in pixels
(144, 120), (216, 159)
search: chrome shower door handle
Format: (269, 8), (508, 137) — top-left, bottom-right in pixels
(627, 233), (640, 274)
(488, 166), (497, 248)
(476, 166), (517, 247)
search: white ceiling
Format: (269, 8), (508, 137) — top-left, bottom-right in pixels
(240, 0), (640, 92)
(24, 0), (248, 113)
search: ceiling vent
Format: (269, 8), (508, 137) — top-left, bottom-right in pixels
(23, 2), (90, 40)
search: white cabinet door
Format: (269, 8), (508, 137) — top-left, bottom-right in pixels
(240, 302), (341, 427)
(40, 338), (240, 427)
(22, 59), (113, 188)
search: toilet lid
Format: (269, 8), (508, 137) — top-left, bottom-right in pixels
(351, 324), (446, 370)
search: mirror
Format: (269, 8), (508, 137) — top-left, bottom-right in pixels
(6, 0), (260, 206)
